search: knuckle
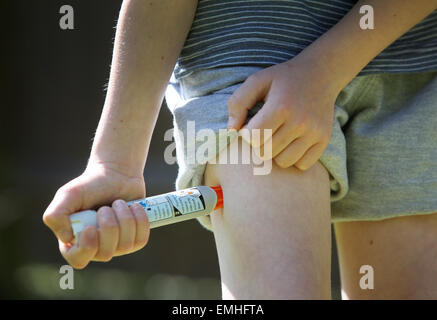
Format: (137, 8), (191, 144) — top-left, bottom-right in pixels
(43, 212), (64, 233)
(58, 183), (81, 198)
(55, 185), (68, 196)
(42, 211), (56, 226)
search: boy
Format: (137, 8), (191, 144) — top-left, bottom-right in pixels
(43, 0), (437, 299)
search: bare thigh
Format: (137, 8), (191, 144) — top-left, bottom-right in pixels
(334, 213), (437, 299)
(203, 136), (332, 299)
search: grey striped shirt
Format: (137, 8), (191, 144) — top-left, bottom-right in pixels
(174, 0), (437, 80)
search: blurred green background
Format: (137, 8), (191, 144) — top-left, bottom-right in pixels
(0, 0), (340, 299)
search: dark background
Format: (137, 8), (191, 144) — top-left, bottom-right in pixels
(0, 0), (340, 299)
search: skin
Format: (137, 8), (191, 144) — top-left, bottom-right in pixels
(221, 0), (437, 298)
(228, 0), (437, 171)
(43, 0), (437, 299)
(334, 214), (437, 299)
(43, 0), (199, 269)
(204, 137), (332, 299)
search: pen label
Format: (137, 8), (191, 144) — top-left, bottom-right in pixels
(168, 188), (205, 215)
(130, 188), (205, 223)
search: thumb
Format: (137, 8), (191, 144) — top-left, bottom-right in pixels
(43, 178), (85, 243)
(227, 71), (271, 130)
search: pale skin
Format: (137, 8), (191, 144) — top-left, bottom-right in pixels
(43, 0), (199, 267)
(43, 0), (437, 298)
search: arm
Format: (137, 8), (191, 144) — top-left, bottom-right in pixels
(91, 0), (198, 177)
(228, 0), (437, 171)
(43, 0), (198, 269)
(303, 0), (437, 93)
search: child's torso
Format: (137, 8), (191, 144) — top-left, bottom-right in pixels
(174, 0), (437, 80)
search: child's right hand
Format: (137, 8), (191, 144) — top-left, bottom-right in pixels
(43, 162), (149, 269)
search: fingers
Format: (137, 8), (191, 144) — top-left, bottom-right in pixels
(227, 71), (272, 130)
(226, 62), (334, 172)
(235, 98), (328, 171)
(274, 137), (313, 169)
(130, 203), (150, 252)
(43, 183), (83, 243)
(60, 201), (150, 268)
(258, 121), (303, 160)
(294, 143), (327, 171)
(241, 101), (283, 148)
(93, 206), (119, 262)
(108, 199), (136, 255)
(59, 226), (98, 269)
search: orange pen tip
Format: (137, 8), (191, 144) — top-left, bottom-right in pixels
(210, 185), (223, 210)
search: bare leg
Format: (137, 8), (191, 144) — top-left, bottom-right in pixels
(335, 213), (437, 299)
(204, 136), (332, 299)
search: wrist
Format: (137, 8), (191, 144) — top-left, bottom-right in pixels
(88, 142), (147, 179)
(287, 47), (347, 99)
(87, 103), (153, 178)
(86, 156), (145, 179)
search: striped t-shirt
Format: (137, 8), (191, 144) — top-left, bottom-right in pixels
(174, 0), (437, 80)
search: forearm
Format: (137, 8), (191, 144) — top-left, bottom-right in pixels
(296, 0), (437, 93)
(89, 0), (197, 176)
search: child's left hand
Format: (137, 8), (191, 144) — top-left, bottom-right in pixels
(227, 56), (340, 171)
